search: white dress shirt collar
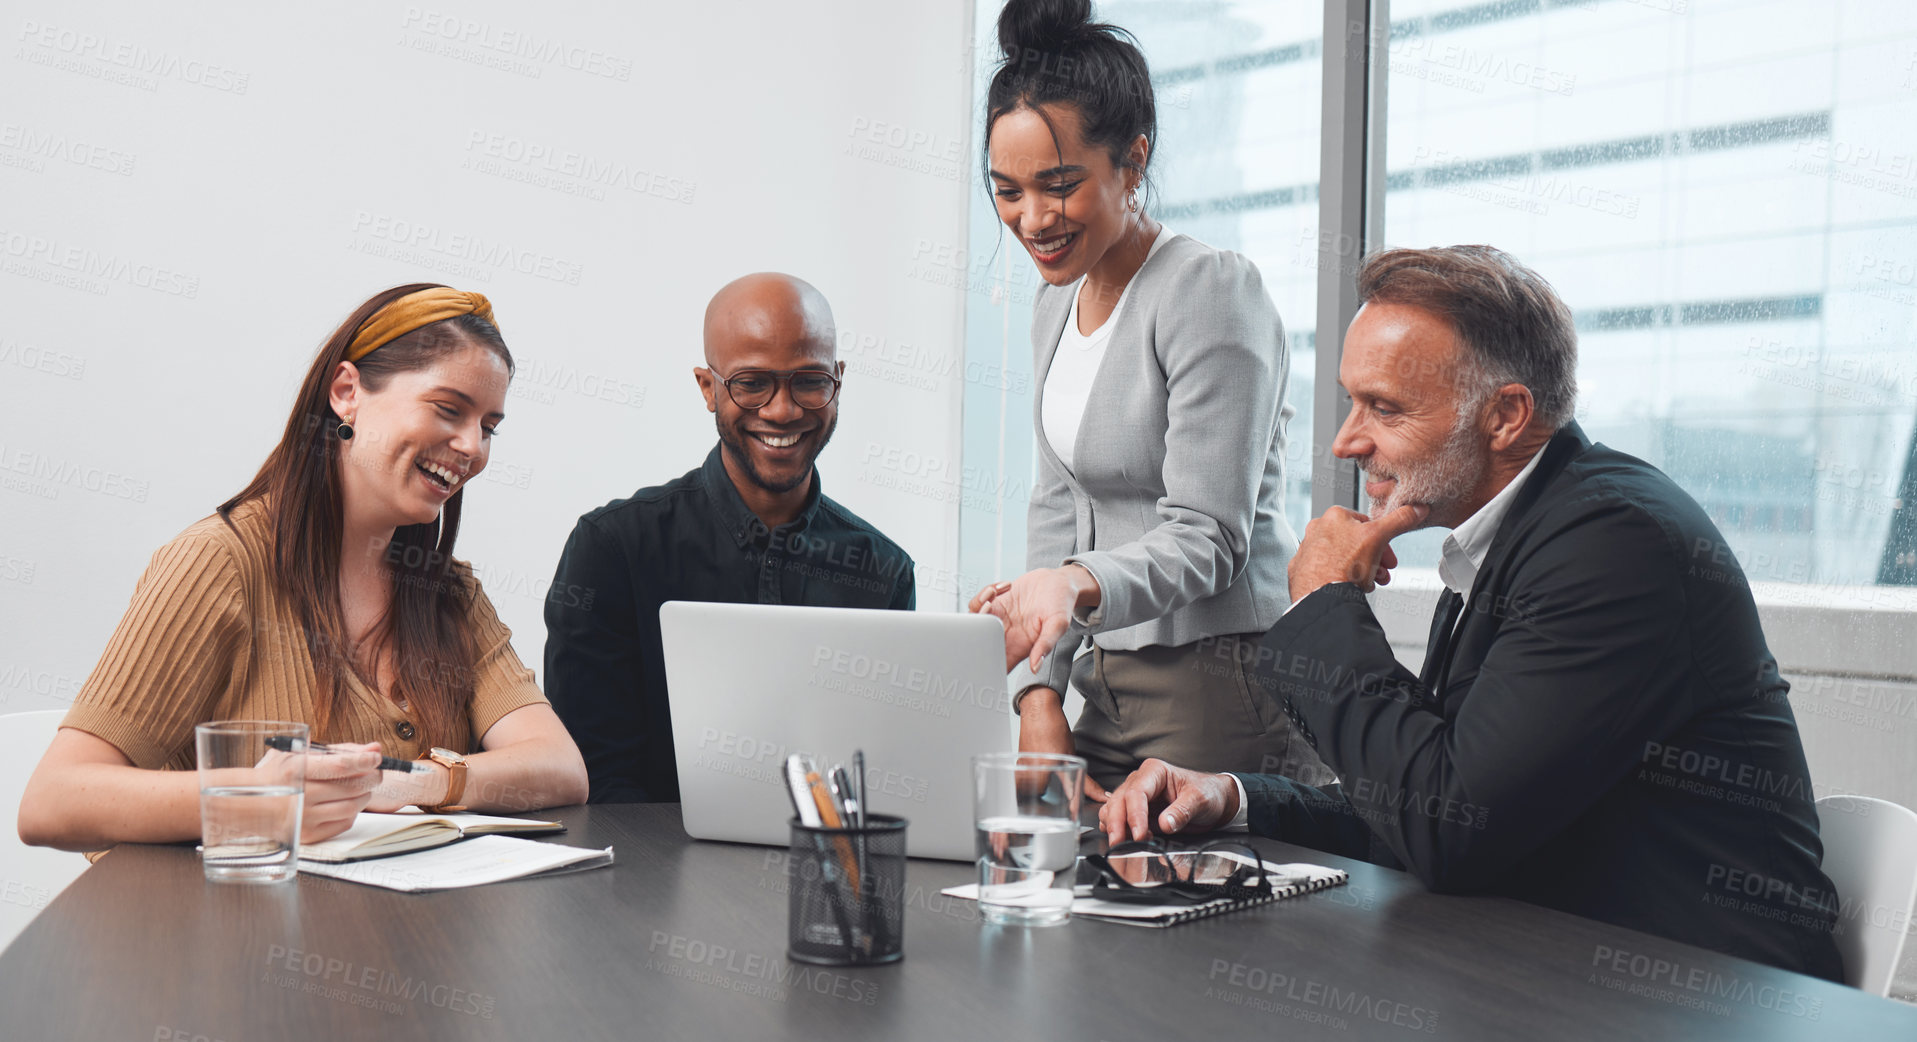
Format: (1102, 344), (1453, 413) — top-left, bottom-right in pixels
(1437, 447), (1546, 599)
(1226, 446), (1547, 831)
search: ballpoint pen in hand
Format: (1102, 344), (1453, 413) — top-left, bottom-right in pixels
(264, 736), (425, 775)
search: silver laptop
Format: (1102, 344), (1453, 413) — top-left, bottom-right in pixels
(660, 601), (1013, 861)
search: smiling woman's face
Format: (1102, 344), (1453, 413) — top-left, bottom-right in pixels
(329, 341), (510, 530)
(988, 103), (1137, 287)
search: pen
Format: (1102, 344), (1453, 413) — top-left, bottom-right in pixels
(785, 754), (824, 828)
(808, 769), (859, 889)
(264, 736), (426, 775)
(809, 765), (869, 956)
(829, 766), (859, 829)
(850, 750), (873, 947)
(850, 750), (867, 829)
(788, 754), (860, 956)
(832, 763), (870, 937)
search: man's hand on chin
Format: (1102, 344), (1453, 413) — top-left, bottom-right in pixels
(1288, 503), (1429, 602)
(1099, 759), (1241, 845)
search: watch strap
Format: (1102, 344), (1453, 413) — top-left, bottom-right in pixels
(420, 751), (469, 813)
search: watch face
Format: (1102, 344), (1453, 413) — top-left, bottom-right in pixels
(431, 747), (465, 762)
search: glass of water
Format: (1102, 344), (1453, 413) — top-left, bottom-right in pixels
(972, 751), (1084, 927)
(194, 720), (308, 884)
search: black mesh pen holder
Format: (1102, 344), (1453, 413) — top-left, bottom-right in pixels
(786, 814), (907, 966)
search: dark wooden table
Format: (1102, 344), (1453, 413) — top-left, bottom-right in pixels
(2, 804), (1911, 1041)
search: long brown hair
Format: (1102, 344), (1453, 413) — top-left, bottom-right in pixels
(220, 283), (514, 750)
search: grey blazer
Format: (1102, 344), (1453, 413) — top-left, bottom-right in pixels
(1013, 234), (1298, 704)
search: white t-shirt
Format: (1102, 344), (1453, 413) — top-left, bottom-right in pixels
(1040, 228), (1179, 473)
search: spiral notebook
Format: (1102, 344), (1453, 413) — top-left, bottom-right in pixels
(943, 851), (1349, 928)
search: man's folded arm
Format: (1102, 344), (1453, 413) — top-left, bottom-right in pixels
(543, 517), (653, 803)
(1257, 501), (1695, 892)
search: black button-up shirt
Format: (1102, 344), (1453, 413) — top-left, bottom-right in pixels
(544, 444), (917, 802)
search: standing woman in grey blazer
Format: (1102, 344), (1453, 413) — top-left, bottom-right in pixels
(969, 0), (1334, 798)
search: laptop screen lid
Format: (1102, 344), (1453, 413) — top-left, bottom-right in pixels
(660, 601), (1014, 861)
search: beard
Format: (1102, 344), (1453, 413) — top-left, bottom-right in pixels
(715, 409), (838, 495)
(1361, 408), (1491, 523)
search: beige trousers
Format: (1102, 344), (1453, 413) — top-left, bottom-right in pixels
(1069, 634), (1338, 792)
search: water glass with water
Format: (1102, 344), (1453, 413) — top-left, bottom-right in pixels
(972, 751), (1084, 926)
(194, 720), (308, 884)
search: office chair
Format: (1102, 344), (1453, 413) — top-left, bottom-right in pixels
(1816, 794), (1917, 996)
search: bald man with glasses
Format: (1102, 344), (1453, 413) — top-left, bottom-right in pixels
(544, 273), (917, 803)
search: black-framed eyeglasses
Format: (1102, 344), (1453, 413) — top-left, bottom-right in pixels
(719, 368), (841, 411)
(1080, 839), (1275, 905)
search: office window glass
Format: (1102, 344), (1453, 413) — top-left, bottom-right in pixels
(1381, 0), (1917, 587)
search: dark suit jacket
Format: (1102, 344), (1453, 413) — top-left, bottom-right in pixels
(1239, 422), (1844, 981)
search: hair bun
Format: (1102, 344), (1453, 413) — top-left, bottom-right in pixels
(997, 0), (1095, 58)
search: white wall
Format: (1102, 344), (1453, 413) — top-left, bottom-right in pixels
(0, 0), (979, 714)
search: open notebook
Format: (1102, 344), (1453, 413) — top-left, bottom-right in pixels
(945, 851), (1349, 927)
(297, 809), (565, 863)
(298, 835), (613, 892)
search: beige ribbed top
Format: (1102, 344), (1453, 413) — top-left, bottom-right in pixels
(63, 498), (548, 773)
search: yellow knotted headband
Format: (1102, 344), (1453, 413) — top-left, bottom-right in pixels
(346, 288), (498, 362)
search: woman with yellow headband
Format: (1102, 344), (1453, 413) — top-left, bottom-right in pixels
(18, 284), (589, 854)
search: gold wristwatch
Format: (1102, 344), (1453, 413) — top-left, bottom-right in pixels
(419, 747), (470, 812)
